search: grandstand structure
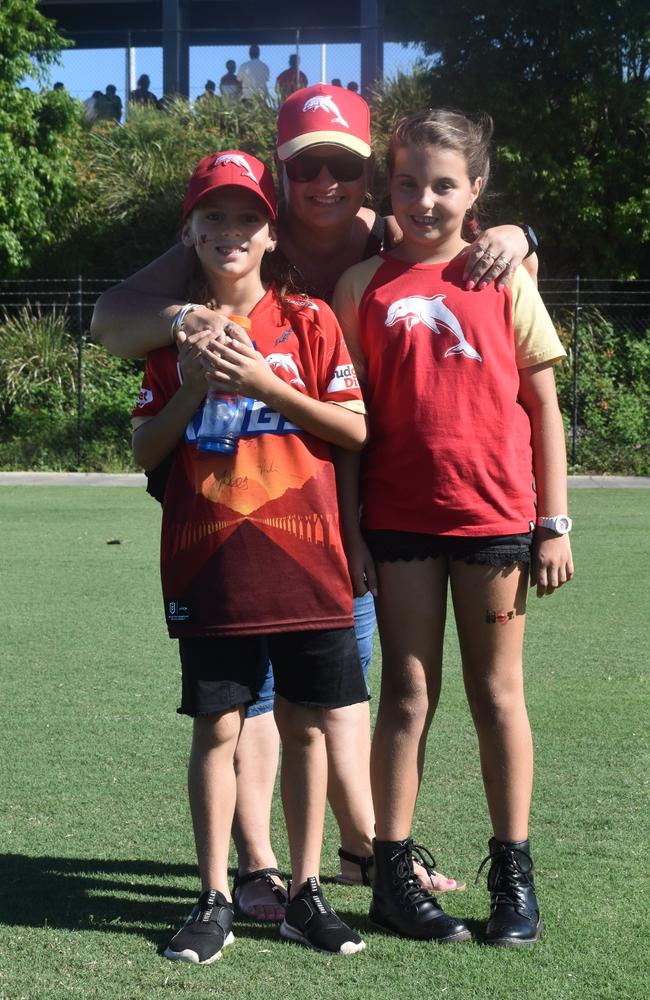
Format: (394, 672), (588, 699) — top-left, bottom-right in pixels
(37, 0), (384, 98)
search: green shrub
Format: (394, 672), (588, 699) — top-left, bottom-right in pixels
(0, 305), (141, 471)
(553, 308), (650, 474)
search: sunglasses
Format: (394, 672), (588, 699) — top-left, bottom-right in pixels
(285, 151), (366, 183)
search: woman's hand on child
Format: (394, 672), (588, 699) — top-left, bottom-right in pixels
(531, 531), (574, 598)
(462, 225), (528, 291)
(173, 306), (230, 347)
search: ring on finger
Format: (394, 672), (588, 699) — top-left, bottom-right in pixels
(482, 250), (495, 262)
(495, 256), (511, 270)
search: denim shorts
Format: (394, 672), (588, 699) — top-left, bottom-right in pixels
(244, 591), (376, 719)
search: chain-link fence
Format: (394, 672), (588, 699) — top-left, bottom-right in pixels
(0, 276), (648, 473)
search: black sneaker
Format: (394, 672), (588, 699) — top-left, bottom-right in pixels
(280, 877), (365, 954)
(164, 889), (235, 965)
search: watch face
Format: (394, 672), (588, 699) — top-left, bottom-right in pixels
(556, 516), (571, 533)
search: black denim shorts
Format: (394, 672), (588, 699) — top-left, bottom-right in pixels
(178, 627), (367, 717)
(364, 529), (534, 568)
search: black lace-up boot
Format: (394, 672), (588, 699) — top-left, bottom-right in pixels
(480, 837), (543, 947)
(370, 838), (470, 941)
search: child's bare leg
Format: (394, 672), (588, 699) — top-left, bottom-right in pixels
(450, 562), (531, 840)
(451, 560), (541, 946)
(188, 707), (244, 895)
(371, 557), (448, 840)
(273, 695), (327, 890)
(231, 711), (286, 920)
(368, 558), (469, 941)
(325, 699), (375, 859)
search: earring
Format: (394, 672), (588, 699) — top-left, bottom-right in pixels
(266, 245), (276, 254)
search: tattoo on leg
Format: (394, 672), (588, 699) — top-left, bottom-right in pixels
(486, 609), (515, 625)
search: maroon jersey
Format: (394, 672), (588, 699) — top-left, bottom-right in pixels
(133, 290), (364, 636)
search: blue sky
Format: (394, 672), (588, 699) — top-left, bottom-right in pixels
(25, 41), (428, 104)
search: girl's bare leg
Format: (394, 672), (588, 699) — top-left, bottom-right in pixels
(325, 699), (375, 860)
(450, 561), (532, 841)
(273, 695), (328, 891)
(188, 707), (243, 895)
(231, 711), (285, 920)
(371, 558), (448, 841)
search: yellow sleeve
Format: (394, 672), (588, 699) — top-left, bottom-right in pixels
(332, 256), (384, 388)
(511, 266), (567, 369)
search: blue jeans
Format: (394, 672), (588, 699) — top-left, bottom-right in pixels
(245, 591), (376, 718)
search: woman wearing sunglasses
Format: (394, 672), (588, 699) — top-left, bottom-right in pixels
(91, 84), (533, 918)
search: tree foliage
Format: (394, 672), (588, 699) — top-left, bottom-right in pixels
(34, 94), (280, 278)
(382, 0), (650, 277)
(0, 0), (83, 274)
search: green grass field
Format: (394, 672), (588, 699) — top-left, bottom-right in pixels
(1, 486), (648, 1000)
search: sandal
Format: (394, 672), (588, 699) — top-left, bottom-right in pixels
(334, 847), (373, 886)
(232, 867), (288, 923)
(334, 846), (466, 893)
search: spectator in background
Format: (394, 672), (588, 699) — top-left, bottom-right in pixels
(83, 90), (109, 123)
(331, 78), (342, 87)
(219, 60), (242, 103)
(196, 80), (217, 104)
(347, 81), (359, 93)
(104, 84), (122, 122)
(237, 44), (270, 99)
(130, 74), (158, 108)
(275, 54), (307, 100)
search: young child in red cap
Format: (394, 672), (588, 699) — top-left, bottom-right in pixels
(131, 150), (368, 962)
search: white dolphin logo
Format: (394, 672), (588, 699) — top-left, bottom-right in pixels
(385, 295), (482, 361)
(213, 153), (257, 183)
(302, 95), (349, 128)
(265, 352), (305, 387)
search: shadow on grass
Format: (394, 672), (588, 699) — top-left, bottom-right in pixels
(0, 854), (287, 950)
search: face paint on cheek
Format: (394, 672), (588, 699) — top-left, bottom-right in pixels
(485, 609), (516, 625)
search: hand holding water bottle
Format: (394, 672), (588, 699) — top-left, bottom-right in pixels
(196, 315), (256, 455)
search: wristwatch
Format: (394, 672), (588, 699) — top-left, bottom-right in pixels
(518, 224), (539, 259)
(536, 515), (572, 535)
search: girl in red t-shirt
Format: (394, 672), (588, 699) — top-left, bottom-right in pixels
(335, 110), (574, 947)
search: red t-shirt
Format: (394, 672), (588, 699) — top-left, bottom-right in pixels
(133, 290), (364, 637)
(348, 254), (564, 536)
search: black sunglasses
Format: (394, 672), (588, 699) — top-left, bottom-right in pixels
(285, 151), (366, 183)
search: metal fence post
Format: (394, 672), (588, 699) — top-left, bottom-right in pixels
(571, 273), (581, 466)
(76, 274), (84, 469)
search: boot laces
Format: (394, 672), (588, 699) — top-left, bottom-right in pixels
(476, 844), (534, 908)
(390, 839), (440, 907)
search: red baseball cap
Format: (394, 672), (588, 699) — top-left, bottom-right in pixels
(183, 150), (277, 221)
(276, 84), (371, 161)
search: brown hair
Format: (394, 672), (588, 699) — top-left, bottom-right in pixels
(387, 109), (493, 223)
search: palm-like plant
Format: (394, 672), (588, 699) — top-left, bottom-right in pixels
(0, 306), (78, 411)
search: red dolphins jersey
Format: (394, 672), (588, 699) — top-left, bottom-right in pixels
(133, 289), (365, 637)
(334, 254), (566, 537)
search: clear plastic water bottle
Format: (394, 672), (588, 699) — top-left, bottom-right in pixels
(196, 315), (251, 455)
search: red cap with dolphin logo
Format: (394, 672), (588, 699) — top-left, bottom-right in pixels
(276, 84), (371, 161)
(183, 150), (277, 221)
